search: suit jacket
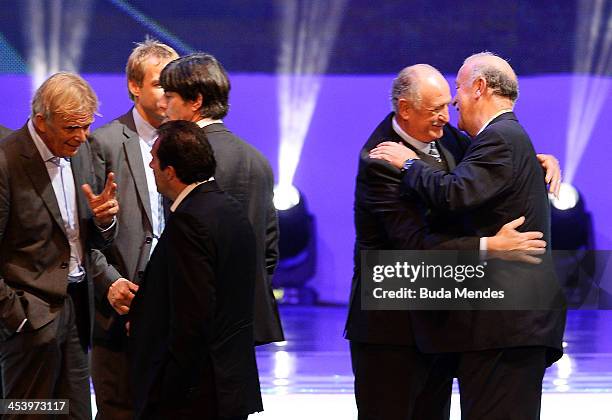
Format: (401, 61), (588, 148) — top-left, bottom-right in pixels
(129, 181), (262, 419)
(89, 110), (156, 347)
(202, 122), (284, 344)
(401, 112), (566, 364)
(0, 125), (113, 345)
(345, 113), (479, 346)
(0, 125), (11, 140)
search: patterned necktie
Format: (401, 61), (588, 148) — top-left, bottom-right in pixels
(428, 142), (442, 162)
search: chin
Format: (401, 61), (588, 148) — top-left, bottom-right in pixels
(430, 129), (444, 139)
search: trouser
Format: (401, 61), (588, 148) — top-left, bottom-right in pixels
(0, 293), (91, 420)
(350, 341), (452, 420)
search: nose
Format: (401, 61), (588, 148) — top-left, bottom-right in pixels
(75, 128), (88, 143)
(439, 105), (450, 124)
(158, 95), (168, 110)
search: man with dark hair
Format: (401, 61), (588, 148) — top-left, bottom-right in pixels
(159, 53), (284, 345)
(129, 120), (262, 420)
(88, 39), (178, 419)
(371, 53), (565, 419)
(0, 72), (118, 419)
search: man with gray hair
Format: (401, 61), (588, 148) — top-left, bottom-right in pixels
(370, 52), (565, 419)
(0, 72), (118, 419)
(88, 39), (178, 419)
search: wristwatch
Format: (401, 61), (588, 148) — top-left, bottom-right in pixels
(401, 158), (418, 172)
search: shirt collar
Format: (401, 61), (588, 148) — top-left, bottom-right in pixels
(476, 109), (513, 136)
(196, 118), (223, 129)
(132, 107), (158, 146)
(27, 119), (56, 162)
(170, 177), (215, 212)
(392, 116), (431, 153)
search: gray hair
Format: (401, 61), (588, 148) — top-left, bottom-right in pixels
(465, 52), (519, 102)
(31, 72), (98, 121)
(390, 66), (424, 111)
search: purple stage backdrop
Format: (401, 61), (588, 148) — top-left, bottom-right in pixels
(1, 73), (610, 303)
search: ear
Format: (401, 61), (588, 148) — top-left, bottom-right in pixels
(33, 114), (48, 133)
(474, 77), (486, 98)
(397, 98), (412, 121)
(165, 165), (177, 181)
(191, 93), (203, 113)
(128, 79), (141, 99)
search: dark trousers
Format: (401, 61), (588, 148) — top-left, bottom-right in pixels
(91, 344), (133, 420)
(0, 294), (91, 420)
(451, 347), (548, 420)
(350, 341), (452, 420)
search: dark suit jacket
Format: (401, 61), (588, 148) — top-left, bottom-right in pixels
(401, 112), (565, 364)
(129, 181), (262, 419)
(89, 110), (156, 347)
(203, 122), (284, 344)
(0, 125), (11, 140)
(0, 125), (113, 345)
(345, 113), (479, 346)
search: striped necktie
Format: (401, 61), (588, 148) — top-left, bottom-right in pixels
(428, 142), (442, 162)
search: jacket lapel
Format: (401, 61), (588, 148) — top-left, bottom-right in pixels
(18, 128), (67, 236)
(121, 114), (153, 228)
(437, 141), (457, 170)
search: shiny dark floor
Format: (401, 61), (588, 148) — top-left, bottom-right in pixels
(256, 306), (612, 395)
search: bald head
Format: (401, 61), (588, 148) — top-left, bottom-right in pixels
(392, 64), (451, 141)
(391, 64), (449, 111)
(462, 52), (519, 102)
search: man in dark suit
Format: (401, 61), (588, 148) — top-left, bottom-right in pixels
(129, 120), (262, 420)
(346, 64), (557, 420)
(371, 54), (565, 419)
(89, 39), (178, 420)
(158, 53), (284, 345)
(0, 125), (11, 139)
(0, 72), (118, 419)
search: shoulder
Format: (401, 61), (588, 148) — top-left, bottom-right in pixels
(207, 126), (273, 173)
(90, 112), (134, 144)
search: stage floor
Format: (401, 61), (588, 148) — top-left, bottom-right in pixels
(91, 306), (612, 418)
(251, 306), (612, 419)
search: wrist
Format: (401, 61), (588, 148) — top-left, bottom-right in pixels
(401, 158), (419, 172)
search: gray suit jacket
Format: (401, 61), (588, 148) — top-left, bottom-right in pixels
(203, 123), (284, 344)
(89, 110), (155, 346)
(0, 125), (113, 343)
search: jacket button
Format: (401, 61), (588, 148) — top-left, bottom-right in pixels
(145, 237), (153, 244)
(60, 262), (68, 269)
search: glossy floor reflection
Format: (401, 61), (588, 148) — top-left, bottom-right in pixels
(253, 306), (612, 418)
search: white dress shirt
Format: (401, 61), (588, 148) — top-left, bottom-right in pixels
(133, 108), (164, 253)
(28, 119), (85, 281)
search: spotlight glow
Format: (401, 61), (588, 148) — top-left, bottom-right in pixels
(25, 0), (93, 90)
(550, 183), (580, 210)
(276, 0), (348, 196)
(564, 0), (612, 184)
(274, 184), (300, 211)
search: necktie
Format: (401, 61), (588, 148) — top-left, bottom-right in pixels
(428, 142), (442, 162)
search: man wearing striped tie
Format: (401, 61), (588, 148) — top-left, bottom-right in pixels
(346, 63), (561, 420)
